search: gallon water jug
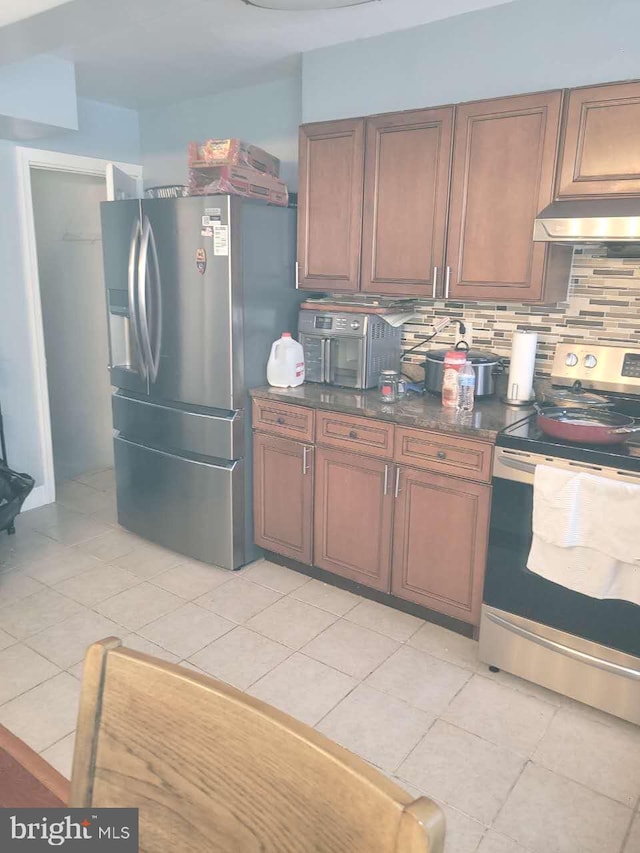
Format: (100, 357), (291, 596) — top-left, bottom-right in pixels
(266, 333), (305, 388)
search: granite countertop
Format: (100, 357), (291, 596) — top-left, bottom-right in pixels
(250, 384), (535, 440)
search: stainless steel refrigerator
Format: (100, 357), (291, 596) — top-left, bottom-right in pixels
(101, 195), (300, 569)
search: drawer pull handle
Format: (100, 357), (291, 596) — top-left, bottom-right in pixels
(276, 417), (285, 425)
(437, 451), (447, 459)
(349, 430), (358, 439)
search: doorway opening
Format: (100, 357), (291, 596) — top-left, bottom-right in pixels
(30, 168), (113, 489)
(15, 149), (142, 511)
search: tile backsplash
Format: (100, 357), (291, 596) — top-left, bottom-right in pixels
(401, 247), (640, 377)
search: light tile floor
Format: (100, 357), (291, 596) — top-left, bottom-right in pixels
(0, 467), (638, 853)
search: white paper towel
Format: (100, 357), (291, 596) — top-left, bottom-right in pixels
(507, 330), (537, 401)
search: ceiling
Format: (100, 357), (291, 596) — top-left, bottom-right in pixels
(0, 0), (516, 109)
(0, 0), (71, 28)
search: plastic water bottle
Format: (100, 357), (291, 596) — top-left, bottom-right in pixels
(457, 361), (476, 412)
(266, 332), (305, 388)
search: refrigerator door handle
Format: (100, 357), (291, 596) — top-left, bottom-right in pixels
(147, 220), (163, 382)
(137, 216), (154, 380)
(127, 218), (145, 377)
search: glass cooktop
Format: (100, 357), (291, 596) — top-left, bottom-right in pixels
(497, 394), (640, 473)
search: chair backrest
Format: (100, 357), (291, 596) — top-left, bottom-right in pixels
(70, 638), (445, 853)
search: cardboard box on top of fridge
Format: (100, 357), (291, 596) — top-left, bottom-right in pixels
(188, 164), (289, 207)
(188, 139), (280, 177)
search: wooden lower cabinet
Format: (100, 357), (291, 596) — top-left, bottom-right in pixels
(314, 447), (393, 592)
(253, 432), (314, 565)
(253, 406), (492, 626)
(391, 466), (491, 625)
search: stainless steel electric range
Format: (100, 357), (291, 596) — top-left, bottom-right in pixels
(480, 343), (640, 725)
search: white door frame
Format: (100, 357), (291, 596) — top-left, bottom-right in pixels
(15, 147), (142, 510)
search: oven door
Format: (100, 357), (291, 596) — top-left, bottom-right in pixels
(484, 447), (640, 656)
(481, 446), (640, 723)
(327, 337), (366, 388)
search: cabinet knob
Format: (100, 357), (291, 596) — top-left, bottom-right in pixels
(276, 417), (285, 425)
(437, 450), (447, 459)
(349, 430), (358, 439)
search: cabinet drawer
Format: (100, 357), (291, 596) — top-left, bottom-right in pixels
(315, 411), (394, 459)
(394, 427), (493, 482)
(252, 399), (314, 442)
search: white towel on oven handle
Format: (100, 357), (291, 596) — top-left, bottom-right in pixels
(527, 537), (640, 605)
(531, 464), (640, 566)
(526, 464), (640, 606)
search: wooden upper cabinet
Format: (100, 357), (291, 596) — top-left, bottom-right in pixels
(297, 119), (365, 292)
(360, 108), (453, 297)
(557, 81), (640, 198)
(446, 91), (567, 302)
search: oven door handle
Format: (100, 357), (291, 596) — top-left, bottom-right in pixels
(323, 338), (332, 384)
(500, 456), (537, 476)
(486, 611), (640, 681)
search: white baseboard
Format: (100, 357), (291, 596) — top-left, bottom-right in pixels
(22, 484), (51, 512)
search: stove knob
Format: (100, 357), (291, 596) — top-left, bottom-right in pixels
(584, 354), (598, 369)
(350, 320), (361, 330)
(565, 352), (579, 366)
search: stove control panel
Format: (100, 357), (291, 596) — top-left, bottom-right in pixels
(622, 353), (640, 379)
(551, 343), (640, 393)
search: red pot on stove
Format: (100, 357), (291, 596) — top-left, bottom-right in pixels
(535, 404), (640, 445)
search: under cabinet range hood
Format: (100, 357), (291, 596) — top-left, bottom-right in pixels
(533, 197), (640, 243)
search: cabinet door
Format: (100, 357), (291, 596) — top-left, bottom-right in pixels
(297, 119), (365, 292)
(361, 107), (453, 297)
(557, 81), (640, 198)
(391, 466), (491, 625)
(253, 432), (313, 565)
(446, 91), (564, 302)
(314, 447), (393, 591)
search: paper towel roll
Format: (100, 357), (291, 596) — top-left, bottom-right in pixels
(507, 331), (537, 401)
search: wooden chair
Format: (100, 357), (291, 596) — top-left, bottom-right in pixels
(70, 638), (445, 852)
(0, 723), (69, 808)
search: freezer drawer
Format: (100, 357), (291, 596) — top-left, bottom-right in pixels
(112, 391), (244, 459)
(114, 436), (244, 569)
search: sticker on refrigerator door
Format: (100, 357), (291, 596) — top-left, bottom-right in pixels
(205, 207), (222, 221)
(213, 224), (229, 256)
(196, 248), (207, 274)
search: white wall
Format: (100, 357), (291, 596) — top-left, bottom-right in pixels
(0, 143), (40, 479)
(23, 98), (141, 160)
(302, 0), (640, 121)
(0, 55), (77, 137)
(31, 168), (112, 482)
(138, 0), (640, 192)
(140, 75), (302, 190)
(0, 98), (140, 486)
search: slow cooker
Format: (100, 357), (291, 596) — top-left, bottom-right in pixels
(423, 346), (505, 398)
